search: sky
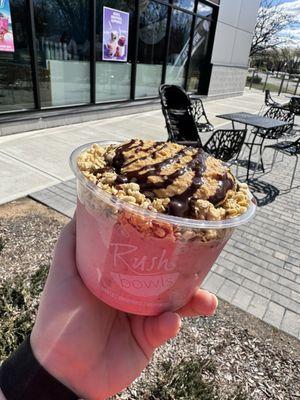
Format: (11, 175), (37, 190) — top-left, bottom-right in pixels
(275, 0), (300, 47)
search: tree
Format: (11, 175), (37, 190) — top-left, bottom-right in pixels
(250, 0), (295, 57)
(250, 47), (300, 74)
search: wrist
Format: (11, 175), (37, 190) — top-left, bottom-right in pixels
(0, 335), (78, 400)
(30, 327), (107, 400)
(30, 330), (81, 397)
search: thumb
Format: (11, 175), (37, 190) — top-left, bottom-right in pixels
(143, 312), (181, 353)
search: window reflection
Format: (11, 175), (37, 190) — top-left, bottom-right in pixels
(165, 10), (192, 87)
(136, 1), (168, 98)
(96, 0), (134, 102)
(206, 0), (219, 4)
(0, 0), (34, 111)
(0, 0), (218, 112)
(173, 0), (195, 11)
(187, 18), (210, 92)
(197, 2), (213, 18)
(34, 0), (91, 107)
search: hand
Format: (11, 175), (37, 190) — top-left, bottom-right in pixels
(31, 217), (218, 400)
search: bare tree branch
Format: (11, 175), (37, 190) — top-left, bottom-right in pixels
(250, 0), (295, 57)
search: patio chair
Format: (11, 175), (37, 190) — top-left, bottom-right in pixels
(189, 97), (214, 133)
(204, 128), (247, 175)
(159, 84), (213, 146)
(259, 90), (289, 114)
(263, 106), (295, 135)
(289, 97), (300, 116)
(260, 137), (300, 190)
(251, 106), (295, 174)
(265, 89), (289, 108)
(204, 129), (247, 163)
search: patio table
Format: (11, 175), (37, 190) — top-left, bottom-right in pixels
(216, 112), (290, 180)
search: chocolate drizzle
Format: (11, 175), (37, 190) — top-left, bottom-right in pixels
(208, 173), (234, 205)
(109, 140), (233, 218)
(124, 148), (188, 189)
(115, 175), (129, 184)
(166, 150), (207, 217)
(112, 139), (142, 172)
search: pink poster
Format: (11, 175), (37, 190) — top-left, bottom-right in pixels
(0, 0), (14, 52)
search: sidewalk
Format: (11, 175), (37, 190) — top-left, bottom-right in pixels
(0, 90), (263, 205)
(1, 90), (300, 339)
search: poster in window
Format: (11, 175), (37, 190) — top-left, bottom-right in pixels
(0, 0), (14, 52)
(102, 6), (129, 62)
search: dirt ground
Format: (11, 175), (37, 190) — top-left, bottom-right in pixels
(0, 198), (299, 399)
(0, 197), (69, 284)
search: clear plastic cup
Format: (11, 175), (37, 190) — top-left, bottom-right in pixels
(70, 141), (256, 316)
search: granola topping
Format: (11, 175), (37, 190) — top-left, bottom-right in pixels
(77, 139), (250, 221)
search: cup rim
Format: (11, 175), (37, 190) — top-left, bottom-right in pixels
(69, 140), (256, 230)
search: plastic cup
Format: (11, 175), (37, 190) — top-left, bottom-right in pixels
(70, 141), (256, 316)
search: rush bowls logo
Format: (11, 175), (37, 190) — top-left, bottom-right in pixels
(109, 243), (179, 297)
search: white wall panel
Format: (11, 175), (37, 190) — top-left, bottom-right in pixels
(218, 0), (242, 27)
(231, 30), (253, 66)
(238, 0), (260, 33)
(211, 22), (236, 65)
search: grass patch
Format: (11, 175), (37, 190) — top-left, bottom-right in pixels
(143, 357), (248, 400)
(246, 81), (296, 95)
(152, 358), (219, 400)
(0, 265), (49, 362)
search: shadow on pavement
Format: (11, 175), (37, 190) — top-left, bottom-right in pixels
(246, 178), (280, 207)
(236, 158), (263, 172)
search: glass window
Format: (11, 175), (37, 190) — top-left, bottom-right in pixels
(0, 0), (35, 112)
(96, 1), (134, 102)
(135, 1), (168, 98)
(173, 0), (195, 11)
(187, 18), (210, 92)
(33, 0), (90, 107)
(165, 10), (193, 87)
(197, 2), (213, 18)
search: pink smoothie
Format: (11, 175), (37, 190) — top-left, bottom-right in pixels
(76, 198), (231, 315)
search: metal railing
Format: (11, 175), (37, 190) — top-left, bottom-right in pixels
(246, 68), (300, 96)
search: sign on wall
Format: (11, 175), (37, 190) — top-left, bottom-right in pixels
(102, 6), (129, 62)
(0, 0), (14, 52)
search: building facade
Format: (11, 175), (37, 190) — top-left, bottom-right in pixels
(0, 0), (259, 124)
(209, 0), (260, 98)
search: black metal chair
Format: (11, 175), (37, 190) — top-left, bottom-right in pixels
(204, 129), (247, 163)
(250, 106), (295, 175)
(260, 137), (300, 190)
(265, 89), (289, 109)
(289, 97), (300, 116)
(189, 97), (214, 133)
(159, 84), (213, 146)
(262, 106), (295, 136)
(259, 90), (289, 115)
